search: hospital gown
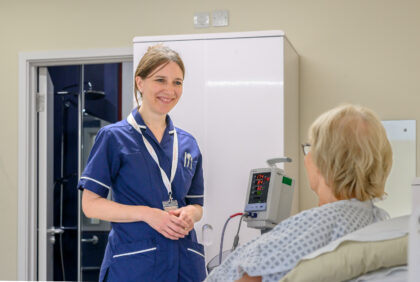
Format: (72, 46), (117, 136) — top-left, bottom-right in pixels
(206, 199), (389, 282)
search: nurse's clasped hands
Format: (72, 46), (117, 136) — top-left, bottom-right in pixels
(168, 205), (202, 232)
(145, 207), (191, 240)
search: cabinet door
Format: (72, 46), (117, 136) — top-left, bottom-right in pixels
(202, 36), (285, 261)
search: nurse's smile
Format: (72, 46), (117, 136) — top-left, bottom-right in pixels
(157, 95), (175, 104)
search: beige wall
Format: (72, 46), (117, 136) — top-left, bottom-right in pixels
(2, 0), (420, 279)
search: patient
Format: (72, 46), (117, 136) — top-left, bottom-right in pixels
(206, 104), (393, 282)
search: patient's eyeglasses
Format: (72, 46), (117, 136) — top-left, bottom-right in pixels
(301, 143), (311, 156)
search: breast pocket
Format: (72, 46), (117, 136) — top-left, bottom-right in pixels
(107, 238), (157, 282)
(180, 157), (197, 187)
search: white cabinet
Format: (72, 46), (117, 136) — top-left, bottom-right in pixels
(133, 31), (299, 263)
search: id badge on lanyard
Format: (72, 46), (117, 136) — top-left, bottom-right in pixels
(162, 193), (179, 211)
(127, 113), (179, 211)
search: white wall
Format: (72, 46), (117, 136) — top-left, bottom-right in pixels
(2, 0), (420, 279)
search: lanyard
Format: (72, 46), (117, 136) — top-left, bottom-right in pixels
(127, 113), (178, 201)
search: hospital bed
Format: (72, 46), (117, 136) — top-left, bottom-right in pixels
(277, 178), (420, 282)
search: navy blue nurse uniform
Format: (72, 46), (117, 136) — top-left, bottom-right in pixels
(78, 108), (206, 282)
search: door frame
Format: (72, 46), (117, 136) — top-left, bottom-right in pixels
(18, 48), (132, 281)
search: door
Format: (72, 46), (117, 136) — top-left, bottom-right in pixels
(79, 63), (122, 281)
(37, 67), (57, 280)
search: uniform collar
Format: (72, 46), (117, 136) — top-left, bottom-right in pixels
(131, 108), (175, 135)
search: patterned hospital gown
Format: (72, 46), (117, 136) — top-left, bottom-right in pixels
(206, 199), (389, 282)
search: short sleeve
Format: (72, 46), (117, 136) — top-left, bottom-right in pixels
(77, 127), (121, 198)
(185, 152), (204, 206)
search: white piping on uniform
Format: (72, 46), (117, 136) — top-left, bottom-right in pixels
(80, 176), (111, 190)
(169, 130), (175, 134)
(113, 247), (157, 258)
(185, 195), (204, 198)
(139, 125), (146, 129)
(187, 248), (205, 258)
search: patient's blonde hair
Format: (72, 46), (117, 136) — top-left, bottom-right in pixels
(309, 104), (392, 201)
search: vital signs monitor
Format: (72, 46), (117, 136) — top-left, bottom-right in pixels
(244, 158), (294, 230)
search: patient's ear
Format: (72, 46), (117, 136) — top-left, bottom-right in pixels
(235, 273), (262, 282)
(304, 152), (321, 193)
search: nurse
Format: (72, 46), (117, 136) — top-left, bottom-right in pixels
(78, 44), (206, 282)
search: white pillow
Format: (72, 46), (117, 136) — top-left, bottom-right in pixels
(305, 215), (409, 260)
(279, 215), (409, 282)
(279, 236), (407, 282)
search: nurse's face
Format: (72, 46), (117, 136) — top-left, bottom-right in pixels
(136, 61), (184, 115)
